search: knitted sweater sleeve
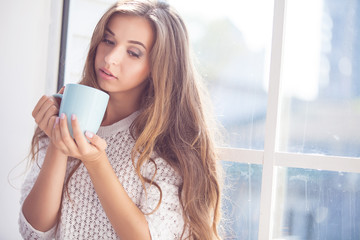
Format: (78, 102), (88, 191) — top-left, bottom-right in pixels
(139, 157), (186, 240)
(18, 137), (56, 240)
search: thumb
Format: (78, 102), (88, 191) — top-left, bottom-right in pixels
(58, 86), (65, 94)
(85, 131), (107, 150)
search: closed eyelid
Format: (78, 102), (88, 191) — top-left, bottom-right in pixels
(128, 47), (143, 58)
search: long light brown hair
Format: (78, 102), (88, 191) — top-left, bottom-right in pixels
(30, 0), (223, 239)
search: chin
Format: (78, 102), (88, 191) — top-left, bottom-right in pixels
(97, 79), (111, 91)
(97, 81), (122, 95)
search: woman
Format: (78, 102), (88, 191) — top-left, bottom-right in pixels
(20, 0), (222, 239)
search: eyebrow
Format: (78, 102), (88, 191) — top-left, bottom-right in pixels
(105, 27), (147, 50)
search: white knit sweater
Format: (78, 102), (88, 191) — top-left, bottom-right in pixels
(19, 111), (185, 239)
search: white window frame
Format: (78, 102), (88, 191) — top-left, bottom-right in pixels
(218, 0), (360, 239)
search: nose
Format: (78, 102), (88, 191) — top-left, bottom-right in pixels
(104, 47), (124, 66)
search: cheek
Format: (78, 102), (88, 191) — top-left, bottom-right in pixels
(136, 66), (151, 83)
(138, 60), (151, 78)
(127, 60), (150, 82)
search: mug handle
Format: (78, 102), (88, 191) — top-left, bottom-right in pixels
(52, 93), (63, 99)
(52, 94), (63, 111)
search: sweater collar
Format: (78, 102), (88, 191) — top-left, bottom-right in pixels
(96, 111), (140, 138)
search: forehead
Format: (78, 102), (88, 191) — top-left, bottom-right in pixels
(106, 14), (154, 49)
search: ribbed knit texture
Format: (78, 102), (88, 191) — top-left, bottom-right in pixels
(19, 111), (185, 239)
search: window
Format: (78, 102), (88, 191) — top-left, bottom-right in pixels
(271, 0), (360, 239)
(61, 0), (360, 239)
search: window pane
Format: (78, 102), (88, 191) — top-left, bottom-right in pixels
(272, 167), (360, 240)
(221, 162), (262, 239)
(279, 0), (360, 157)
(170, 0), (273, 149)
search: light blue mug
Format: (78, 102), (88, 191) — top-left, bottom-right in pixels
(53, 84), (109, 138)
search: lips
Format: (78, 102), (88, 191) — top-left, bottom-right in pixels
(99, 68), (118, 80)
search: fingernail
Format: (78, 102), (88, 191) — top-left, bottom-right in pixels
(54, 117), (60, 128)
(60, 113), (65, 119)
(71, 114), (76, 121)
(85, 131), (94, 139)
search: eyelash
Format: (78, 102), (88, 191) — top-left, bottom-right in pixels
(102, 38), (114, 45)
(128, 51), (140, 58)
(102, 37), (141, 59)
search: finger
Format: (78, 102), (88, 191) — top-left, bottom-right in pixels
(36, 100), (58, 135)
(34, 97), (56, 124)
(70, 114), (88, 152)
(52, 117), (61, 142)
(51, 96), (61, 108)
(44, 104), (59, 119)
(47, 116), (58, 134)
(59, 113), (79, 153)
(85, 131), (107, 150)
(52, 117), (68, 153)
(39, 114), (57, 137)
(32, 95), (49, 118)
(43, 105), (59, 126)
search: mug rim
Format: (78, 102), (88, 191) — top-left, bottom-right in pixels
(65, 83), (109, 98)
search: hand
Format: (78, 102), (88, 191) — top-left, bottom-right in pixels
(52, 113), (107, 164)
(32, 87), (64, 137)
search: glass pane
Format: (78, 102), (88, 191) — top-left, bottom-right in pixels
(170, 0), (273, 149)
(221, 161), (262, 239)
(273, 167), (360, 240)
(279, 0), (360, 157)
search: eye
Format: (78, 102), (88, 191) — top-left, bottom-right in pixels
(102, 36), (115, 45)
(127, 50), (141, 58)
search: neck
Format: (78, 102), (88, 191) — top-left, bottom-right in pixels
(101, 93), (141, 126)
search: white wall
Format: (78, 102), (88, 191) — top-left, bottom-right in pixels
(0, 0), (62, 238)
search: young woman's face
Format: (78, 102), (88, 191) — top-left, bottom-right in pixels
(95, 14), (154, 97)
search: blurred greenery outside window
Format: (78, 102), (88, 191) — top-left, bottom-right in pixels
(63, 0), (360, 239)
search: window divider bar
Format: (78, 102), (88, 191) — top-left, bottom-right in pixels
(57, 0), (70, 91)
(258, 0), (287, 239)
(275, 152), (360, 173)
(217, 147), (263, 164)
